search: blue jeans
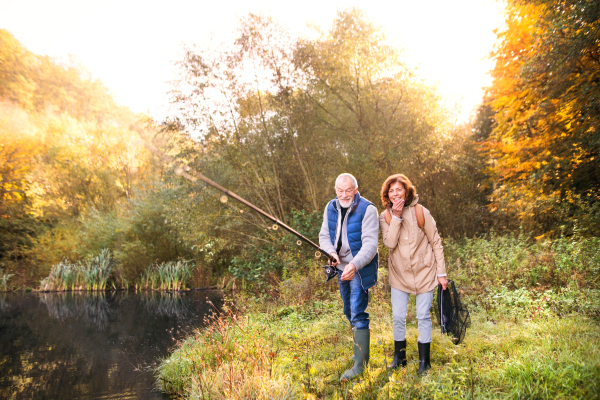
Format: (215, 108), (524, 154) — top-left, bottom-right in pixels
(337, 270), (370, 330)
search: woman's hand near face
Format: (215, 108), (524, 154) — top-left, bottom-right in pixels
(392, 198), (405, 218)
(388, 181), (406, 218)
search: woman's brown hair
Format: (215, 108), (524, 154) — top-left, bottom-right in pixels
(380, 174), (416, 209)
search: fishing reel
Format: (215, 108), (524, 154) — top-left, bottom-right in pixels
(322, 258), (338, 282)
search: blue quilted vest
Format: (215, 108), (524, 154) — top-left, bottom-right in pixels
(326, 192), (378, 290)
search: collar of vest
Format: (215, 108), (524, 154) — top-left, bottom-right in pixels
(333, 191), (362, 214)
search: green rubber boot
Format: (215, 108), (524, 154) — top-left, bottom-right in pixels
(350, 325), (355, 361)
(340, 328), (370, 381)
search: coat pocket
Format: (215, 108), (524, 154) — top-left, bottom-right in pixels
(415, 250), (433, 273)
(422, 248), (436, 268)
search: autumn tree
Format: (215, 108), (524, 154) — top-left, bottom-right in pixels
(295, 9), (489, 236)
(0, 30), (159, 283)
(167, 9), (491, 281)
(484, 0), (600, 234)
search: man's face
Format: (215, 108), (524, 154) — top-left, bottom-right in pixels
(335, 178), (358, 208)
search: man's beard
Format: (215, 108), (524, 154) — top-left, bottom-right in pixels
(339, 196), (354, 208)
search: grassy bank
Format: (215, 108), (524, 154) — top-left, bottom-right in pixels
(156, 284), (599, 399)
(156, 234), (600, 399)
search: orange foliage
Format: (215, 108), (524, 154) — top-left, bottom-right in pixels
(482, 0), (600, 233)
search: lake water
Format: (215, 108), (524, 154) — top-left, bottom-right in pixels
(0, 291), (222, 399)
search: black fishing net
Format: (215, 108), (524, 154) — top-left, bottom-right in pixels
(435, 280), (471, 345)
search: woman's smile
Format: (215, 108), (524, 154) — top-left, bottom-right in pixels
(388, 181), (406, 202)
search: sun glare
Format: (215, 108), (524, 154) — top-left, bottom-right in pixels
(0, 0), (505, 120)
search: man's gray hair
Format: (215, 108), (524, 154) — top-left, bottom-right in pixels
(335, 173), (358, 189)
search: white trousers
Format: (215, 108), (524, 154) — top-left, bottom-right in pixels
(391, 287), (433, 343)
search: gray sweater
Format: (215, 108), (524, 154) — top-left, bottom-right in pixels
(318, 199), (379, 272)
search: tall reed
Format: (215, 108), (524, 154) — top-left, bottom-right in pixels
(81, 249), (113, 291)
(40, 249), (114, 291)
(137, 260), (195, 291)
(0, 269), (14, 291)
(138, 266), (159, 290)
(41, 260), (76, 291)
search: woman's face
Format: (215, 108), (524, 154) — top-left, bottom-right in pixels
(388, 181), (406, 204)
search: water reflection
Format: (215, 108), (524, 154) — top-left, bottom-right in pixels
(0, 292), (9, 312)
(39, 292), (111, 330)
(141, 291), (192, 319)
(0, 290), (221, 399)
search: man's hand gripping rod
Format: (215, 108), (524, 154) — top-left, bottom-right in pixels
(141, 140), (337, 281)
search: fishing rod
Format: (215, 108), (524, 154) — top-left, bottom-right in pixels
(141, 139), (338, 282)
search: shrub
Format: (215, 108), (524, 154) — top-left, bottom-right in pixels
(444, 232), (600, 292)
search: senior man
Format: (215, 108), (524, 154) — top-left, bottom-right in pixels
(319, 173), (379, 381)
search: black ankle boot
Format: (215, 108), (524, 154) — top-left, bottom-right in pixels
(388, 340), (407, 369)
(417, 342), (431, 375)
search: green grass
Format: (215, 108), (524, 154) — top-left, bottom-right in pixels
(155, 231), (600, 399)
(156, 270), (600, 399)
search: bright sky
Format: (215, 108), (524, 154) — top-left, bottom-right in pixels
(1, 0), (505, 121)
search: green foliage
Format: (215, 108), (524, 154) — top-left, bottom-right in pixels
(138, 267), (159, 291)
(159, 309), (600, 399)
(0, 216), (39, 270)
(0, 31), (153, 285)
(81, 249), (114, 291)
(79, 187), (195, 283)
(444, 232), (600, 290)
(157, 301), (303, 398)
(479, 285), (600, 321)
(40, 261), (77, 292)
(2, 5), (599, 298)
(156, 232), (600, 398)
(169, 9), (491, 243)
(229, 209), (322, 284)
(157, 279), (599, 399)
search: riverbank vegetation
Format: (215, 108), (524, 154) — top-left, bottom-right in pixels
(159, 309), (599, 399)
(136, 260), (195, 291)
(2, 2), (599, 293)
(40, 249), (114, 291)
(0, 269), (14, 291)
(156, 232), (600, 398)
(36, 251), (196, 292)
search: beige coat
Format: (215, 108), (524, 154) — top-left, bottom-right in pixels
(380, 196), (447, 294)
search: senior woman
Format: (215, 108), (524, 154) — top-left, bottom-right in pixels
(379, 174), (448, 375)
